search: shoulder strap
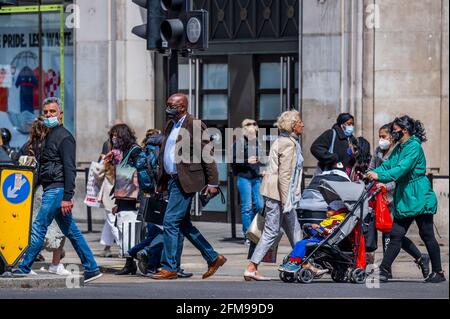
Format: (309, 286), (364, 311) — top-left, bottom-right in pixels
(121, 145), (141, 166)
(328, 129), (337, 153)
(147, 147), (159, 177)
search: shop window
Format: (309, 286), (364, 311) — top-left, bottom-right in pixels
(0, 4), (74, 150)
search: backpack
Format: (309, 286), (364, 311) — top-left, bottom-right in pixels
(135, 144), (159, 193)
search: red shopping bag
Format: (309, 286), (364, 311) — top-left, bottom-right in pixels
(375, 186), (393, 233)
(352, 224), (367, 269)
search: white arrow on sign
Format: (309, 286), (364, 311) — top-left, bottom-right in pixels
(7, 175), (27, 199)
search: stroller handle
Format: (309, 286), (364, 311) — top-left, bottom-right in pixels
(366, 180), (383, 201)
(365, 180), (376, 190)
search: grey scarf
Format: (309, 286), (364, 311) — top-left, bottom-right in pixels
(283, 132), (304, 213)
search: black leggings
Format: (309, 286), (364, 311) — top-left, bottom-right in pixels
(382, 233), (422, 260)
(381, 214), (442, 273)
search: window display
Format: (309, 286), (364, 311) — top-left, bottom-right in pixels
(0, 5), (73, 150)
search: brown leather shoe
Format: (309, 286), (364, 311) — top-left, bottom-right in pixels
(202, 255), (227, 279)
(148, 269), (178, 280)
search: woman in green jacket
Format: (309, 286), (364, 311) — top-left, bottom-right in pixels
(368, 116), (445, 283)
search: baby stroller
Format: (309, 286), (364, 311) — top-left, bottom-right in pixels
(297, 169), (351, 226)
(280, 179), (380, 284)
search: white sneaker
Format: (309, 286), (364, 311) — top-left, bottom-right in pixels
(48, 264), (71, 276)
(30, 270), (38, 276)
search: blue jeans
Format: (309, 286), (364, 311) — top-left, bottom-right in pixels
(19, 188), (99, 275)
(160, 178), (219, 272)
(128, 224), (184, 270)
(236, 176), (263, 238)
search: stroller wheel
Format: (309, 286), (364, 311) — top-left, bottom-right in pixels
(297, 268), (314, 284)
(331, 270), (348, 283)
(279, 271), (296, 283)
(351, 268), (367, 284)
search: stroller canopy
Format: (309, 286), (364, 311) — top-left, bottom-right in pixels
(298, 170), (351, 212)
(318, 180), (366, 208)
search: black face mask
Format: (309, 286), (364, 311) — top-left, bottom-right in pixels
(391, 130), (404, 142)
(165, 107), (179, 119)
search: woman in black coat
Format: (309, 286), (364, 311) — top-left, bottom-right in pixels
(310, 113), (358, 176)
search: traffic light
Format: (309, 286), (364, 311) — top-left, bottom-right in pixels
(131, 0), (165, 51)
(131, 0), (209, 52)
(160, 0), (208, 51)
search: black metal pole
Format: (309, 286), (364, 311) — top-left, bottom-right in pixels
(229, 172), (237, 239)
(168, 50), (179, 96)
(84, 167), (93, 233)
(427, 173), (434, 190)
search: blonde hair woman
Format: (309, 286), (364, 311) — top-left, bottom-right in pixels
(244, 111), (305, 281)
(231, 119), (264, 244)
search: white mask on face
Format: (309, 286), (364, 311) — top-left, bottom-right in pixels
(379, 138), (391, 150)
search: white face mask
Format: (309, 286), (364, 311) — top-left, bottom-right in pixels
(379, 138), (391, 150)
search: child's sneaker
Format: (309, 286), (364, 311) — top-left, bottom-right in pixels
(281, 262), (301, 274)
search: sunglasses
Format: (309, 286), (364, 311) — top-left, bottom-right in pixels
(245, 122), (257, 127)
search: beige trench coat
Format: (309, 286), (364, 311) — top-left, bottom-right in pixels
(260, 135), (302, 205)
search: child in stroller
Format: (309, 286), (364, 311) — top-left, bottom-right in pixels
(279, 179), (378, 284)
(280, 200), (348, 277)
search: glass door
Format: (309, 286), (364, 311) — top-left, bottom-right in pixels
(178, 57), (229, 218)
(257, 55), (298, 145)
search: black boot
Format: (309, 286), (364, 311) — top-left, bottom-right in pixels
(115, 257), (137, 275)
(379, 266), (390, 282)
(415, 254), (430, 279)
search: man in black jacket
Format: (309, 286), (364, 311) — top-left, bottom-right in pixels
(15, 97), (102, 283)
(310, 113), (358, 175)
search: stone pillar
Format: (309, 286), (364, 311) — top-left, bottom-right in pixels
(115, 0), (155, 142)
(362, 0), (448, 239)
(72, 0), (155, 223)
(75, 0), (114, 164)
(300, 0), (363, 171)
(301, 0), (343, 171)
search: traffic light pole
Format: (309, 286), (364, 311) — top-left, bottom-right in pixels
(168, 50), (179, 96)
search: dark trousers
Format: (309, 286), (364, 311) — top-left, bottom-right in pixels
(160, 178), (218, 272)
(382, 233), (422, 260)
(381, 214), (442, 273)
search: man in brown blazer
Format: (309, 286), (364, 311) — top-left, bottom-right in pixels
(149, 93), (227, 280)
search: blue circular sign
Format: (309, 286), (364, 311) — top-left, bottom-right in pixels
(2, 173), (31, 204)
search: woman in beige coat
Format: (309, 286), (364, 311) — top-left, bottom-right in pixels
(244, 111), (304, 281)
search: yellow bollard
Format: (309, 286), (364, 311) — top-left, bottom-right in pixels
(0, 166), (34, 270)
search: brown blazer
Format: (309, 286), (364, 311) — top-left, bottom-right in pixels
(158, 113), (219, 194)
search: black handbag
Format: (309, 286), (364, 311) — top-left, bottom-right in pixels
(140, 194), (167, 226)
(199, 186), (225, 207)
(363, 211), (378, 253)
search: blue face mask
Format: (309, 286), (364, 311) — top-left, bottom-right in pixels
(43, 116), (60, 128)
(343, 125), (354, 137)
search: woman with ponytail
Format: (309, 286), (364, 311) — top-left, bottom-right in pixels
(367, 116), (445, 283)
